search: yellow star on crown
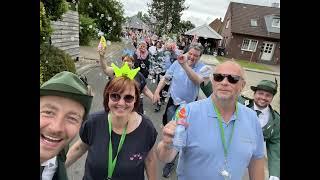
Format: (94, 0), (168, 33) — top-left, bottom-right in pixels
(111, 62), (140, 80)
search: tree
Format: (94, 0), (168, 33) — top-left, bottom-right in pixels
(148, 0), (188, 35)
(41, 0), (68, 21)
(178, 20), (195, 34)
(40, 0), (68, 44)
(78, 0), (125, 41)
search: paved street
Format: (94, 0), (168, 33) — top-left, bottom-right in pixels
(67, 39), (280, 180)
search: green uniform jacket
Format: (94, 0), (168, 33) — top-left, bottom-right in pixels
(238, 95), (280, 178)
(40, 150), (68, 180)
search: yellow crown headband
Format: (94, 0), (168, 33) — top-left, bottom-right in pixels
(111, 62), (140, 80)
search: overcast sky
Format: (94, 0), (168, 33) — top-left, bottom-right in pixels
(119, 0), (280, 27)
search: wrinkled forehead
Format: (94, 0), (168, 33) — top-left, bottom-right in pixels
(215, 62), (243, 76)
(188, 48), (201, 56)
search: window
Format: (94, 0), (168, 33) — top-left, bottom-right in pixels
(241, 39), (258, 52)
(272, 18), (280, 28)
(225, 19), (230, 29)
(250, 19), (258, 26)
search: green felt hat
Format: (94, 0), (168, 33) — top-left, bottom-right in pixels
(40, 71), (93, 117)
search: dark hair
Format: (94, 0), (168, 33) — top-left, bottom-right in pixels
(103, 77), (140, 112)
(121, 55), (134, 62)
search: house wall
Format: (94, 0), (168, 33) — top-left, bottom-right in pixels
(50, 10), (80, 59)
(220, 5), (232, 48)
(225, 34), (280, 64)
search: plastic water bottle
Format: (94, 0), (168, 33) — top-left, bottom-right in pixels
(172, 104), (187, 151)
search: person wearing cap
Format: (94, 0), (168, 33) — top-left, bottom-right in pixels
(238, 79), (280, 180)
(157, 60), (265, 180)
(40, 71), (93, 180)
(65, 64), (158, 180)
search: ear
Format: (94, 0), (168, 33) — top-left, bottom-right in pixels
(240, 80), (246, 92)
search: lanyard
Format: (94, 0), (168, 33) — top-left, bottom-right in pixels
(213, 101), (238, 159)
(107, 113), (128, 179)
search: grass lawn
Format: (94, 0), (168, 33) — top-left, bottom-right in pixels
(215, 56), (273, 72)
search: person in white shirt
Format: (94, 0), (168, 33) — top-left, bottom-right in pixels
(238, 79), (280, 180)
(40, 71), (93, 180)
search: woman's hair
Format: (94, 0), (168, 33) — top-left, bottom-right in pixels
(103, 76), (140, 112)
(121, 55), (134, 62)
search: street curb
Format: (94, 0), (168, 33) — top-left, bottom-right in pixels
(76, 63), (100, 75)
(203, 62), (280, 76)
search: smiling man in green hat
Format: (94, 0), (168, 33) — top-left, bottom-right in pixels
(40, 71), (93, 180)
(238, 79), (280, 180)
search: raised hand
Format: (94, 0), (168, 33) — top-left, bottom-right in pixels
(177, 54), (188, 65)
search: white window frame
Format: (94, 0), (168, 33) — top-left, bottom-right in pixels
(272, 18), (280, 28)
(250, 19), (258, 26)
(225, 19), (230, 29)
(241, 39), (258, 52)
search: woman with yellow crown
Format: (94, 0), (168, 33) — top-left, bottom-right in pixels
(65, 62), (158, 180)
(97, 47), (154, 114)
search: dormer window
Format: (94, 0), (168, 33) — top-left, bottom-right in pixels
(272, 18), (280, 28)
(251, 19), (258, 26)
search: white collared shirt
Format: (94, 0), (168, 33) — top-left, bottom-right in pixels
(254, 103), (270, 157)
(41, 156), (58, 180)
(254, 103), (270, 128)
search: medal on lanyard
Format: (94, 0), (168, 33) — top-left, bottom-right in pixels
(106, 114), (128, 180)
(213, 101), (238, 180)
(219, 159), (232, 180)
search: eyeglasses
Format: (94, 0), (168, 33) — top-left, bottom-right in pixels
(213, 73), (242, 84)
(109, 93), (135, 103)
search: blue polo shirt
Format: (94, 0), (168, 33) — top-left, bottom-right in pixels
(176, 96), (265, 180)
(165, 60), (211, 105)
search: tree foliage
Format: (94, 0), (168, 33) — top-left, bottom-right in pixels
(40, 0), (68, 44)
(79, 15), (98, 46)
(41, 0), (68, 21)
(148, 0), (188, 35)
(40, 43), (76, 83)
(178, 20), (195, 34)
(78, 0), (125, 41)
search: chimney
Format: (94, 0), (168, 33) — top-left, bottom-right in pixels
(271, 3), (280, 8)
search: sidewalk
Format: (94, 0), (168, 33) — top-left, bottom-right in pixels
(200, 55), (280, 76)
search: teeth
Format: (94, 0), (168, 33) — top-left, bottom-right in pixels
(43, 135), (61, 141)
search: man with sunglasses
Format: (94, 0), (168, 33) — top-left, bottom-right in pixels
(153, 43), (212, 178)
(157, 60), (265, 180)
(40, 71), (93, 180)
(238, 79), (280, 180)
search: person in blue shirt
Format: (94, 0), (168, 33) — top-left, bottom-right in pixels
(157, 60), (265, 180)
(153, 43), (212, 177)
(153, 42), (179, 112)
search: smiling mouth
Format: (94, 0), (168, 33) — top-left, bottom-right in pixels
(41, 134), (63, 144)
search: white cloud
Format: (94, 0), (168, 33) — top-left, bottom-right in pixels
(119, 0), (280, 27)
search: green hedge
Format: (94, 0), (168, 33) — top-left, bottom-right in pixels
(40, 44), (76, 84)
(79, 14), (97, 46)
(40, 1), (52, 44)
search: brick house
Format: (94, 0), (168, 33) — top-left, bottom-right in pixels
(220, 2), (280, 64)
(209, 18), (223, 34)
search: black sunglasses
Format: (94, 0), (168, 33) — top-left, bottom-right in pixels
(213, 73), (242, 84)
(109, 93), (135, 103)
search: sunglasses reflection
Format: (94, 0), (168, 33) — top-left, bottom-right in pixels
(109, 93), (135, 103)
(213, 73), (242, 84)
